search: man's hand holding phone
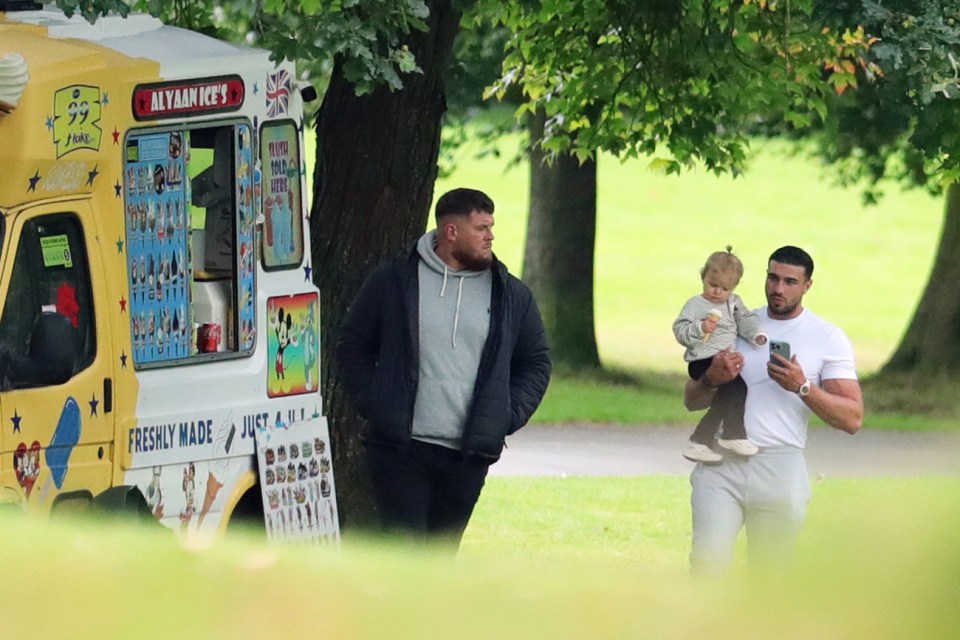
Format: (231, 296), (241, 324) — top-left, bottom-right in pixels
(767, 340), (806, 393)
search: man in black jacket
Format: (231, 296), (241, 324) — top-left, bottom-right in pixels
(335, 187), (551, 547)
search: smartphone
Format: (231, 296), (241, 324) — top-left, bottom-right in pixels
(769, 340), (791, 363)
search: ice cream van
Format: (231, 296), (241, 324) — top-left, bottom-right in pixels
(0, 2), (339, 542)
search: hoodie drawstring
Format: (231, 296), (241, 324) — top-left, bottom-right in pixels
(436, 262), (467, 348)
(452, 277), (464, 348)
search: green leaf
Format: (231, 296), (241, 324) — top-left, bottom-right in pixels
(647, 157), (677, 174)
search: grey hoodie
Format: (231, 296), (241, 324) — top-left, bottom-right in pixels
(412, 230), (492, 449)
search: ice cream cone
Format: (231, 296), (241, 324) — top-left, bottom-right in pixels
(197, 471), (224, 527)
(703, 308), (723, 342)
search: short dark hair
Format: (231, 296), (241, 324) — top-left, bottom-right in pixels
(769, 245), (814, 279)
(435, 188), (494, 223)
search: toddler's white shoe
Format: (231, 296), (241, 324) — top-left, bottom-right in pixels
(717, 439), (759, 456)
(683, 442), (723, 464)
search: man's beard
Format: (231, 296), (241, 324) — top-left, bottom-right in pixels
(453, 249), (492, 272)
(768, 296), (799, 317)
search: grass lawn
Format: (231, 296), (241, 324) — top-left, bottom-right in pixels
(462, 475), (692, 568)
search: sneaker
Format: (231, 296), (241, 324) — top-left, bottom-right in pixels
(683, 442), (723, 464)
(717, 439), (759, 456)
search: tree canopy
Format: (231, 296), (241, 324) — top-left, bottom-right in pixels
(811, 1), (960, 201)
(478, 0), (874, 175)
(55, 0), (428, 94)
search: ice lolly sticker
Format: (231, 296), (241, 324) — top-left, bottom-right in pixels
(45, 397), (82, 489)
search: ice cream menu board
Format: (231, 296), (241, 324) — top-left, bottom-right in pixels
(124, 131), (192, 364)
(255, 416), (340, 544)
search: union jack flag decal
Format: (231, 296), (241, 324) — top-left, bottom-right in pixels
(266, 69), (292, 118)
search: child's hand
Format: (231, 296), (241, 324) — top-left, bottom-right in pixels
(701, 316), (718, 335)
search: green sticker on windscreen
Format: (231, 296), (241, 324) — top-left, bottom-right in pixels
(40, 235), (73, 268)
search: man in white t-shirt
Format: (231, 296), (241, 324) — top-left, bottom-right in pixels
(683, 246), (864, 573)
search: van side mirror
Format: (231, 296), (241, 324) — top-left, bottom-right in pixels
(298, 81), (318, 103)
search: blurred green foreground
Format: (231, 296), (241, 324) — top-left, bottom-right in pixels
(2, 475), (958, 639)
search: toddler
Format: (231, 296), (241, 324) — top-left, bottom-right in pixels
(673, 247), (767, 463)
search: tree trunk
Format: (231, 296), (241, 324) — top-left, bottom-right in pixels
(522, 110), (601, 369)
(310, 0), (461, 530)
(883, 182), (960, 376)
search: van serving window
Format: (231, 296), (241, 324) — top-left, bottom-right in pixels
(123, 122), (256, 367)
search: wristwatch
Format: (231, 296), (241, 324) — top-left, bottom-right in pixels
(797, 379), (812, 397)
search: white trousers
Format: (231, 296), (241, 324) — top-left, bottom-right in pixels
(690, 445), (811, 574)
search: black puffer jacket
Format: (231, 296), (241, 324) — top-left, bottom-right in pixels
(335, 246), (551, 461)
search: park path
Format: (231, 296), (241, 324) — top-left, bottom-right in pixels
(490, 423), (960, 478)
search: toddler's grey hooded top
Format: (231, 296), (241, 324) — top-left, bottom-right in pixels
(335, 230), (552, 461)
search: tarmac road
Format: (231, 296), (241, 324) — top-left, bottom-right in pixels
(490, 423), (960, 478)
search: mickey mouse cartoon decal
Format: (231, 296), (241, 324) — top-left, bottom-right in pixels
(273, 306), (296, 380)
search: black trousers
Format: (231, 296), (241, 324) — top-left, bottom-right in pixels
(365, 439), (490, 548)
(688, 357), (749, 444)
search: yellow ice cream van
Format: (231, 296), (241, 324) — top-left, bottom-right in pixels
(0, 2), (338, 542)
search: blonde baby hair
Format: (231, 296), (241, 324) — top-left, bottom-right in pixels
(700, 245), (744, 288)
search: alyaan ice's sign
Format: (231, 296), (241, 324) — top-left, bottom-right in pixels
(132, 76), (244, 121)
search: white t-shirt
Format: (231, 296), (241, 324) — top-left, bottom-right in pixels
(738, 307), (858, 448)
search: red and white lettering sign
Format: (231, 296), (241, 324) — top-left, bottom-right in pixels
(133, 76), (245, 120)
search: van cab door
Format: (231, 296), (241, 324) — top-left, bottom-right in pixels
(0, 203), (114, 508)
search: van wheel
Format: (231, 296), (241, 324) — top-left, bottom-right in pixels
(50, 490), (93, 517)
(226, 486), (265, 538)
(90, 486), (158, 525)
